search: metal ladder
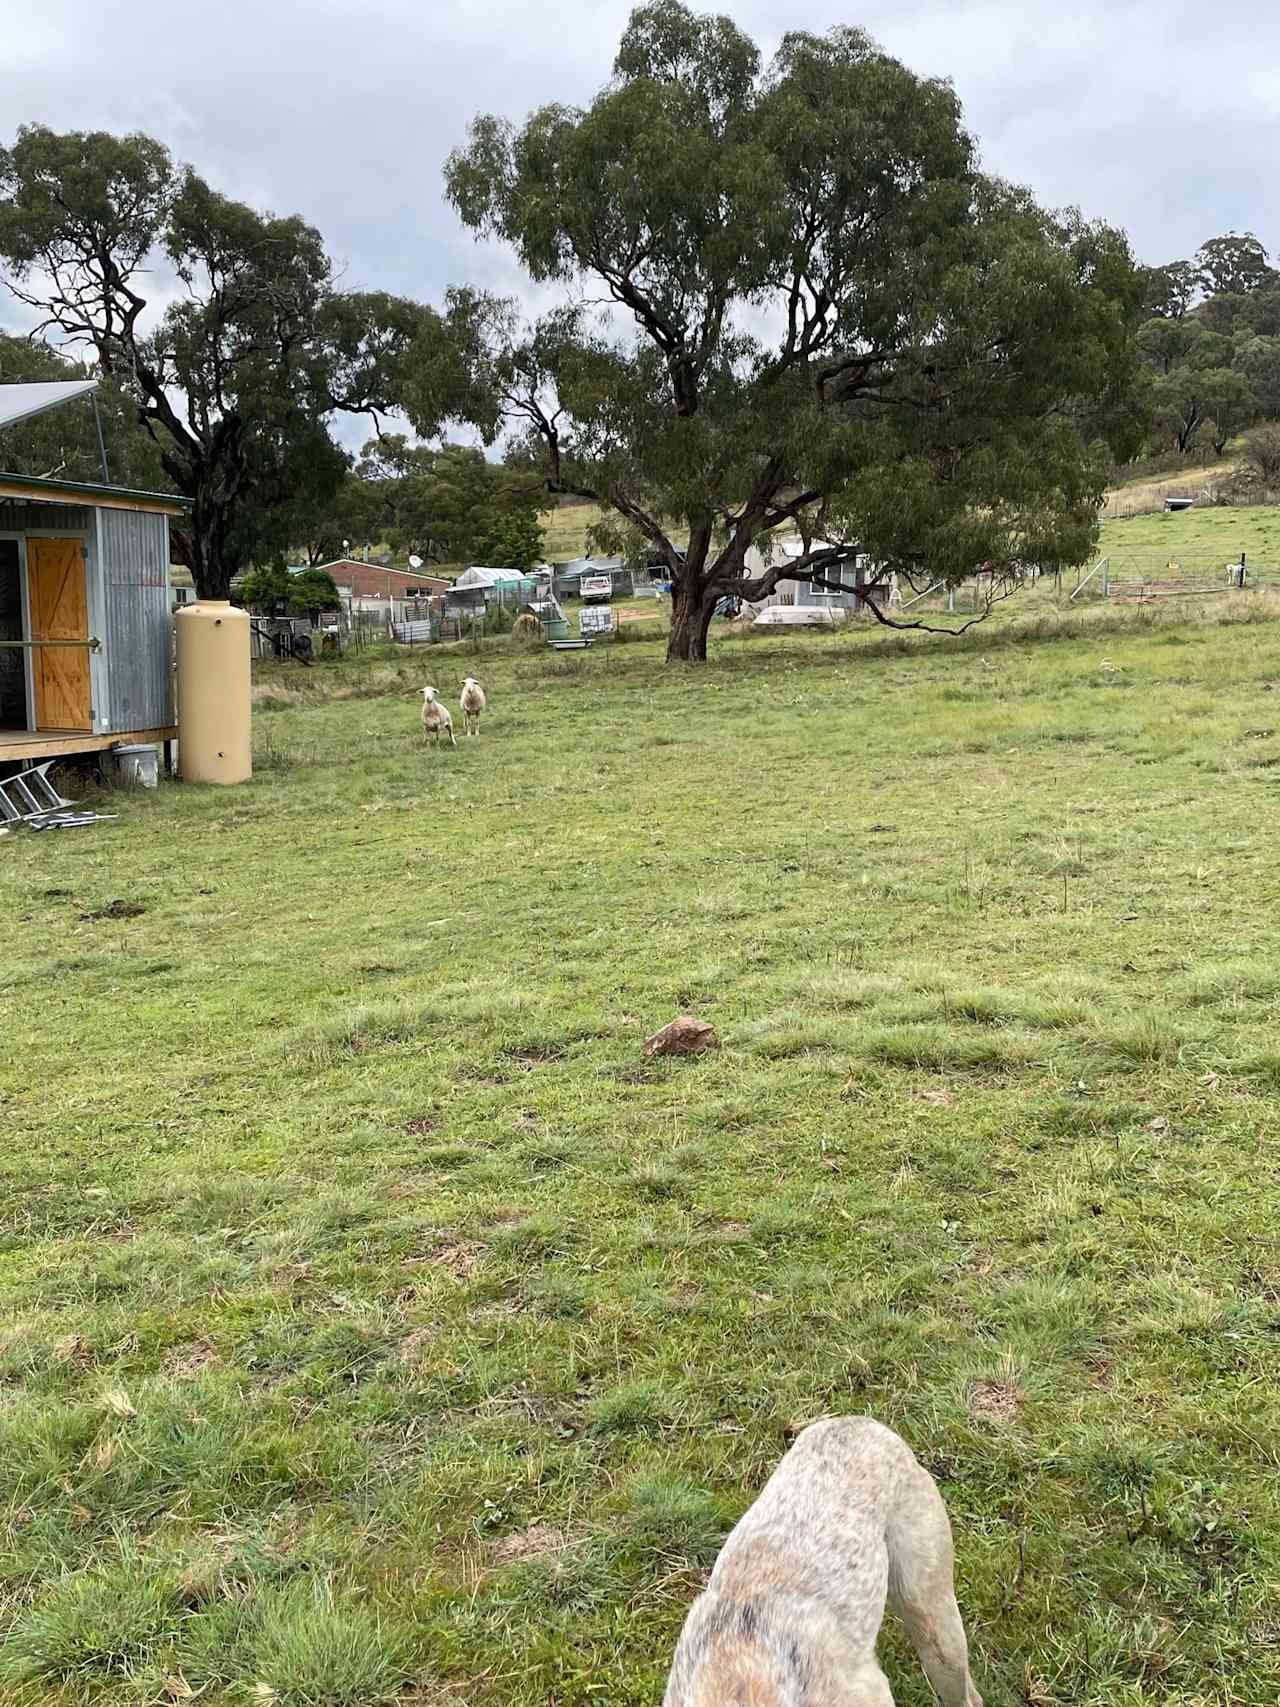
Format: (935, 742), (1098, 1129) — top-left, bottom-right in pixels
(0, 761), (116, 830)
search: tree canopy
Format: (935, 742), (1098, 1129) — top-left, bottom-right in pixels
(0, 127), (481, 597)
(441, 1), (1145, 659)
(237, 562), (340, 617)
(1194, 232), (1274, 299)
(475, 509), (545, 570)
(1140, 260), (1199, 320)
(346, 438), (540, 566)
(1131, 235), (1280, 460)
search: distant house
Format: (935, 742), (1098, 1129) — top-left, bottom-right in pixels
(743, 537), (871, 611)
(316, 558), (451, 606)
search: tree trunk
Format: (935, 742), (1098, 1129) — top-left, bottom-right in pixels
(189, 543), (235, 601)
(666, 576), (720, 662)
(188, 492), (237, 600)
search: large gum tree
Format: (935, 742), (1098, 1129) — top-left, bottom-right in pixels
(444, 1), (1145, 661)
(0, 127), (482, 598)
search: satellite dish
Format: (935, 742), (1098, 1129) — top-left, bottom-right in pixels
(408, 554), (423, 570)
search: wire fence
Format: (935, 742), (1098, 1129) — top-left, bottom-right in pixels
(1069, 553), (1264, 601)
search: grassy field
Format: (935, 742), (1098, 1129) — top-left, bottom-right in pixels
(4, 593), (1280, 1706)
(537, 490), (1277, 593)
(540, 502), (607, 563)
(1099, 504), (1280, 584)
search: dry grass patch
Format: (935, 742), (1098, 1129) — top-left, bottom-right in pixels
(490, 1524), (582, 1565)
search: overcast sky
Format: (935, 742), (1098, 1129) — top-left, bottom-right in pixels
(4, 0), (1279, 368)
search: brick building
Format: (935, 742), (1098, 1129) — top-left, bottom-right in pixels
(317, 559), (451, 603)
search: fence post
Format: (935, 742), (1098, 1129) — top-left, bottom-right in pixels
(1241, 552), (1248, 587)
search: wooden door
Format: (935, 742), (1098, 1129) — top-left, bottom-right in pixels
(28, 536), (91, 731)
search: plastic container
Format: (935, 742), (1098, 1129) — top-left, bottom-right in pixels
(112, 742), (160, 788)
(175, 600), (251, 784)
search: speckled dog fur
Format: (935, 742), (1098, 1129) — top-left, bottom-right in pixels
(663, 1417), (982, 1707)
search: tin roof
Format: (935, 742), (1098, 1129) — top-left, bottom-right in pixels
(0, 379), (98, 430)
(0, 469), (189, 514)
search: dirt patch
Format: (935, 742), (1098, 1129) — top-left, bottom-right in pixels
(165, 1342), (219, 1380)
(398, 1327), (438, 1365)
(427, 1238), (484, 1279)
(80, 899), (147, 922)
(914, 1087), (957, 1107)
(490, 1523), (580, 1564)
(501, 1045), (567, 1067)
(52, 1334), (93, 1368)
(706, 1220), (751, 1242)
(403, 1115), (437, 1135)
(968, 1378), (1021, 1421)
(479, 1388), (576, 1429)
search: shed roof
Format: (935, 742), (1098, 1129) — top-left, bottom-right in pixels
(0, 379), (98, 431)
(454, 565), (530, 589)
(0, 469), (189, 516)
(316, 558), (450, 582)
(558, 555), (624, 575)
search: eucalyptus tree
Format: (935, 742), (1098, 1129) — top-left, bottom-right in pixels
(444, 1), (1145, 660)
(0, 127), (479, 596)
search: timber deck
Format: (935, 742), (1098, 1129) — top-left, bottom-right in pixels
(0, 726), (176, 763)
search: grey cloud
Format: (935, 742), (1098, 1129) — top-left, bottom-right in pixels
(3, 0), (1278, 382)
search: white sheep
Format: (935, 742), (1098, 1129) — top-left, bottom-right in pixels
(421, 686), (456, 748)
(459, 676), (487, 736)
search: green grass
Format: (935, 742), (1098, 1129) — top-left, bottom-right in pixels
(4, 591), (1280, 1704)
(539, 501), (606, 562)
(1099, 503), (1280, 583)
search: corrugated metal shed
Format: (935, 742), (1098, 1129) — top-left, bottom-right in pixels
(100, 508), (173, 731)
(552, 556), (634, 600)
(0, 466), (186, 761)
(0, 502), (94, 532)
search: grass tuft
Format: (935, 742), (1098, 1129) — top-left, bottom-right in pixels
(0, 1564), (184, 1686)
(589, 1380), (673, 1436)
(625, 1475), (726, 1568)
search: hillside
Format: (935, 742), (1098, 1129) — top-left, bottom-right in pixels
(1099, 502), (1280, 583)
(540, 488), (1278, 585)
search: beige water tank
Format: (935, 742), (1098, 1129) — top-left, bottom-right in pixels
(175, 600), (252, 784)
